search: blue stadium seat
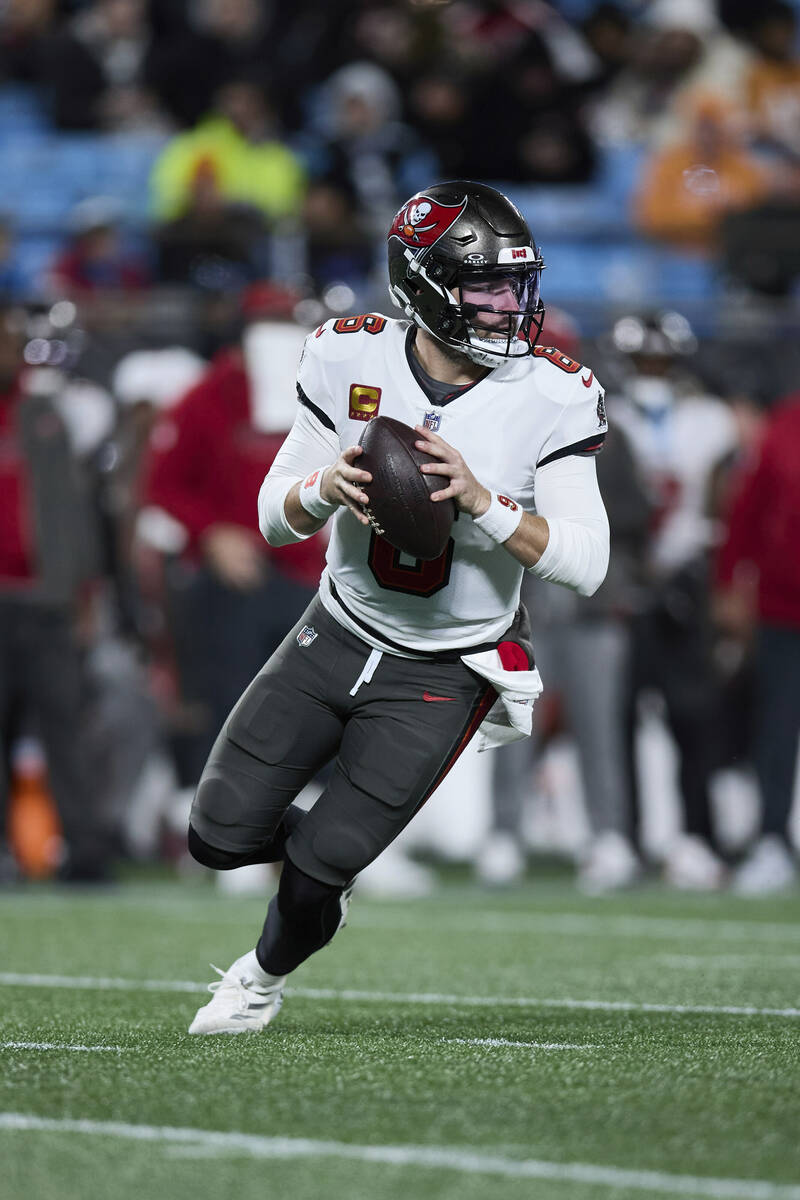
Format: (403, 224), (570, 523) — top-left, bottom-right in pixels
(0, 86), (49, 135)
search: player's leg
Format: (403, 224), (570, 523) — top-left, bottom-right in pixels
(562, 621), (641, 892)
(187, 601), (348, 1034)
(188, 600), (346, 870)
(254, 652), (495, 978)
(734, 625), (800, 893)
(23, 607), (113, 879)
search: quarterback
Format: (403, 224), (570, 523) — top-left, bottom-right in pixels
(187, 181), (610, 1034)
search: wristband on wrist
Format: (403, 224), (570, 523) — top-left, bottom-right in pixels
(472, 491), (523, 544)
(298, 467), (337, 519)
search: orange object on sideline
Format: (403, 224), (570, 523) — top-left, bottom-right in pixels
(8, 765), (63, 878)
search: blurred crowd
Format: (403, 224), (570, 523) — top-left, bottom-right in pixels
(0, 0), (799, 301)
(0, 0), (799, 894)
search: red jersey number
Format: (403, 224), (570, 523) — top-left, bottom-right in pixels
(333, 314), (387, 336)
(367, 534), (454, 597)
(532, 345), (581, 374)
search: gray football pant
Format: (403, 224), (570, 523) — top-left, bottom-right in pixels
(191, 597), (496, 887)
(493, 620), (632, 838)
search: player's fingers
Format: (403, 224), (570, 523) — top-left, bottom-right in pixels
(413, 424), (446, 445)
(342, 497), (370, 524)
(420, 461), (456, 476)
(342, 466), (372, 483)
(341, 480), (370, 505)
(430, 486), (458, 502)
(414, 438), (447, 459)
(342, 445), (364, 461)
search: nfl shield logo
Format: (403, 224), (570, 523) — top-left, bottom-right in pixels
(296, 625), (318, 648)
(423, 411), (441, 432)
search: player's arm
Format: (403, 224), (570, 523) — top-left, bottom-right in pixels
(416, 425), (609, 596)
(258, 407), (371, 545)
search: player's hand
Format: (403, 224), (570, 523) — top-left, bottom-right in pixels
(320, 445), (373, 525)
(414, 426), (491, 517)
(201, 523), (265, 590)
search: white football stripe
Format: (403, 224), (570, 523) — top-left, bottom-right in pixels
(1, 1041), (125, 1053)
(0, 1113), (798, 1199)
(0, 972), (799, 1019)
(443, 1038), (596, 1050)
(659, 955), (800, 969)
(352, 910), (800, 945)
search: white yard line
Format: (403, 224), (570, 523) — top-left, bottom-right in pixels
(1, 1041), (124, 1053)
(1, 971), (799, 1019)
(352, 911), (800, 945)
(0, 1113), (798, 1198)
(659, 955), (800, 969)
(443, 1038), (597, 1050)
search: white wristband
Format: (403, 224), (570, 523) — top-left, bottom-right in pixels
(473, 491), (524, 544)
(298, 467), (337, 519)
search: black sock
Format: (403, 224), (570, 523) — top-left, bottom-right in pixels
(256, 860), (344, 976)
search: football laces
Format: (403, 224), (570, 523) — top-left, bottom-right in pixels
(362, 504), (386, 536)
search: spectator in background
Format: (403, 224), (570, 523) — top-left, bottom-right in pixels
(153, 158), (267, 290)
(0, 0), (57, 88)
(150, 80), (306, 228)
(407, 72), (476, 182)
(580, 3), (633, 96)
(590, 3), (752, 148)
(608, 312), (740, 889)
(716, 392), (800, 894)
(483, 426), (650, 893)
(145, 0), (277, 129)
(38, 0), (165, 132)
(139, 289), (326, 785)
(633, 95), (770, 253)
(467, 37), (597, 184)
(305, 62), (438, 239)
(50, 197), (150, 297)
(480, 308), (647, 892)
(300, 181), (374, 297)
(0, 305), (114, 883)
(741, 1), (800, 162)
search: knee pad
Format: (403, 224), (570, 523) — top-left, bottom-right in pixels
(187, 824), (247, 870)
(277, 858), (343, 943)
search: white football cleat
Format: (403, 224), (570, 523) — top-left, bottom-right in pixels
(733, 835), (797, 896)
(577, 831), (642, 894)
(664, 834), (726, 891)
(188, 950), (286, 1035)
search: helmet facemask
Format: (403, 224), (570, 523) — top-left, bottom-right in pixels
(390, 245), (545, 369)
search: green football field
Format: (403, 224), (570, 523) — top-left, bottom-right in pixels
(2, 870), (800, 1200)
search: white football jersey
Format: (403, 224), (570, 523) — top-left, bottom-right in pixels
(610, 390), (738, 575)
(295, 315), (608, 653)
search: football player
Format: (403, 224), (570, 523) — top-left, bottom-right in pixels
(186, 181), (610, 1034)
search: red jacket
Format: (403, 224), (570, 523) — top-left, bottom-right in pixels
(0, 374), (34, 584)
(716, 395), (800, 628)
(143, 349), (325, 588)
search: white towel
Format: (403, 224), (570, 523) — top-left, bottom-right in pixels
(460, 649), (543, 752)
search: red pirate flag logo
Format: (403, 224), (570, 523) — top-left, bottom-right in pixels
(389, 194), (467, 251)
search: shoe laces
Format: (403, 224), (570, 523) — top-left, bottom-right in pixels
(207, 964), (271, 1013)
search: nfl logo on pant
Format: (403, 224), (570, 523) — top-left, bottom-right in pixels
(296, 625), (318, 648)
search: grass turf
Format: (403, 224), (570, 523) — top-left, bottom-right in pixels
(2, 871), (800, 1200)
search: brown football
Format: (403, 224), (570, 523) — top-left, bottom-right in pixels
(358, 416), (457, 560)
